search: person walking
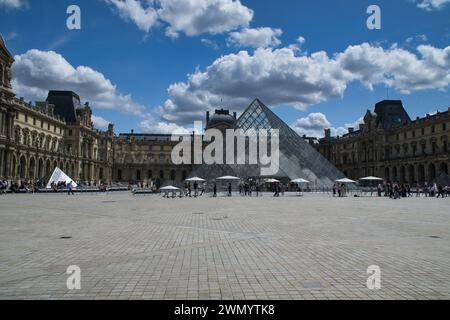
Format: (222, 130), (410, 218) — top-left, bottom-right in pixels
(68, 181), (75, 195)
(437, 184), (445, 198)
(213, 183), (217, 197)
(228, 183), (232, 197)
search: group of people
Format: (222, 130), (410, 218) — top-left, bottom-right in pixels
(332, 183), (349, 197)
(0, 179), (43, 194)
(380, 182), (449, 199)
(183, 182), (205, 197)
(0, 179), (111, 195)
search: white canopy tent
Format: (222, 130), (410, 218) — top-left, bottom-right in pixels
(160, 186), (180, 191)
(185, 177), (206, 182)
(46, 167), (77, 189)
(291, 178), (310, 184)
(358, 176), (384, 197)
(359, 176), (384, 181)
(216, 176), (240, 180)
(265, 178), (280, 183)
(336, 178), (356, 184)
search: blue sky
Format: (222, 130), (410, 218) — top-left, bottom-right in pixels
(0, 0), (449, 136)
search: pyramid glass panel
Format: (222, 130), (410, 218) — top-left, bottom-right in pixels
(192, 99), (344, 187)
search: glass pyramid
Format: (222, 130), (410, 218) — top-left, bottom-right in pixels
(192, 98), (344, 187)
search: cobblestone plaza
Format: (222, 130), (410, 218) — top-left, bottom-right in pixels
(0, 192), (449, 300)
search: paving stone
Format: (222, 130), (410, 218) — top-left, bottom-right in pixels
(0, 192), (449, 299)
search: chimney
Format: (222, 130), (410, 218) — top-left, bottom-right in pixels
(108, 123), (114, 133)
(324, 128), (331, 138)
(359, 124), (365, 131)
(348, 127), (354, 134)
(131, 129), (134, 135)
(233, 112), (237, 119)
(206, 111), (210, 126)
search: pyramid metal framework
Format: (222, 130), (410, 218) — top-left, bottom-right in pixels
(192, 99), (344, 187)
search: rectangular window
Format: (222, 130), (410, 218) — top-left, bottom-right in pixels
(48, 123), (50, 130)
(25, 114), (28, 122)
(33, 118), (36, 125)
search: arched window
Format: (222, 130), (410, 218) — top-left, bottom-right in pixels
(170, 170), (176, 181)
(428, 163), (436, 182)
(136, 170), (141, 181)
(159, 170), (164, 179)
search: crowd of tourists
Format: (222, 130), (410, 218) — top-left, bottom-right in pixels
(377, 182), (450, 199)
(0, 179), (44, 194)
(0, 179), (109, 194)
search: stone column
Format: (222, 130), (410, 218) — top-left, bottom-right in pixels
(0, 111), (4, 136)
(0, 149), (4, 178)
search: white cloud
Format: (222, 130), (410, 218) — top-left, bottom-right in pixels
(416, 0), (450, 10)
(227, 27), (282, 49)
(292, 113), (363, 138)
(12, 49), (147, 116)
(11, 49), (189, 134)
(103, 0), (158, 32)
(157, 42), (450, 126)
(344, 117), (364, 130)
(157, 47), (349, 124)
(200, 38), (219, 50)
(92, 115), (111, 130)
(0, 0), (27, 9)
(159, 0), (253, 38)
(139, 116), (190, 134)
(104, 0), (253, 37)
(337, 43), (450, 93)
(292, 113), (333, 137)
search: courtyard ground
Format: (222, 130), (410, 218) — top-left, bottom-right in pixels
(0, 192), (449, 300)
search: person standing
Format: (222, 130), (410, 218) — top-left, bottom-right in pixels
(213, 183), (217, 197)
(194, 182), (198, 197)
(228, 183), (232, 197)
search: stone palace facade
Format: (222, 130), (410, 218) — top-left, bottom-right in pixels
(316, 100), (449, 184)
(0, 37), (114, 185)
